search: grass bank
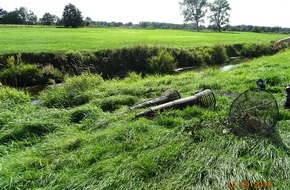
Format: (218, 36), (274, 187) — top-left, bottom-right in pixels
(0, 50), (289, 189)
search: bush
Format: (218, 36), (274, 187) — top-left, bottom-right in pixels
(147, 50), (176, 74)
(225, 44), (244, 57)
(210, 45), (228, 64)
(171, 48), (199, 67)
(241, 43), (273, 57)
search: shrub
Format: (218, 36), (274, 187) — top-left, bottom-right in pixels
(147, 50), (176, 74)
(192, 49), (207, 65)
(210, 45), (228, 64)
(171, 48), (199, 67)
(225, 44), (244, 57)
(241, 43), (273, 57)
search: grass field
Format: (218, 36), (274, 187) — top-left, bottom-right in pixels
(0, 26), (289, 189)
(0, 26), (288, 54)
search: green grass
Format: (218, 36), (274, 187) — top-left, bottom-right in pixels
(0, 50), (289, 189)
(0, 26), (288, 54)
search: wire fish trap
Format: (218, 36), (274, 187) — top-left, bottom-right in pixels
(129, 89), (181, 111)
(136, 89), (215, 117)
(228, 88), (279, 136)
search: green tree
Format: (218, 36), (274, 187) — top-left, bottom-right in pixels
(179, 0), (208, 31)
(25, 9), (38, 24)
(2, 7), (37, 25)
(84, 17), (92, 26)
(40, 12), (58, 25)
(62, 3), (83, 28)
(208, 0), (231, 32)
(0, 8), (7, 24)
(3, 10), (23, 24)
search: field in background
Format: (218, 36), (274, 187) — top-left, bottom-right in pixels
(0, 26), (288, 54)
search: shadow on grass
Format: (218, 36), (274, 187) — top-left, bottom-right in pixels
(0, 122), (58, 144)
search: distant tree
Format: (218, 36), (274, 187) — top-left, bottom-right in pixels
(0, 7), (5, 18)
(25, 9), (38, 24)
(62, 3), (83, 28)
(179, 0), (208, 31)
(2, 7), (37, 25)
(84, 17), (92, 26)
(3, 10), (23, 24)
(0, 8), (7, 23)
(40, 12), (58, 25)
(125, 22), (133, 27)
(208, 0), (231, 32)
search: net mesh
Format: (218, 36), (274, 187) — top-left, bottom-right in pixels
(228, 88), (279, 136)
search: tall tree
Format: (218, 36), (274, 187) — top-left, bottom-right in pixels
(0, 8), (7, 24)
(84, 17), (92, 26)
(0, 7), (5, 18)
(179, 0), (208, 31)
(208, 0), (231, 32)
(40, 12), (58, 25)
(3, 7), (37, 25)
(62, 3), (83, 28)
(26, 9), (38, 24)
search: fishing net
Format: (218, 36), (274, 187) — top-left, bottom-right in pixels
(228, 88), (279, 136)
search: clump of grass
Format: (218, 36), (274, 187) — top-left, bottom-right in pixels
(0, 55), (64, 87)
(99, 95), (137, 112)
(147, 49), (176, 74)
(39, 73), (103, 108)
(0, 121), (58, 143)
(0, 86), (30, 105)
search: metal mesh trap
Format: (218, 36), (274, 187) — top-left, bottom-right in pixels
(228, 88), (279, 136)
(136, 89), (215, 117)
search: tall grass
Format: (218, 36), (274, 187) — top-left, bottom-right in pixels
(39, 73), (104, 108)
(0, 50), (289, 189)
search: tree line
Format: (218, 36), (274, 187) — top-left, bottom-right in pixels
(1, 2), (290, 33)
(0, 4), (84, 27)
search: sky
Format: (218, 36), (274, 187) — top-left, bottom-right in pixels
(0, 0), (290, 28)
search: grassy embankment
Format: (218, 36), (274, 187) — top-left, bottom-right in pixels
(0, 46), (290, 189)
(0, 26), (289, 189)
(0, 27), (288, 54)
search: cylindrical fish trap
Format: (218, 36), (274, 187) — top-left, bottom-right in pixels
(136, 89), (215, 117)
(129, 89), (181, 111)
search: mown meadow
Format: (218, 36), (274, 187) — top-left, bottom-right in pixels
(0, 26), (288, 54)
(0, 26), (289, 189)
